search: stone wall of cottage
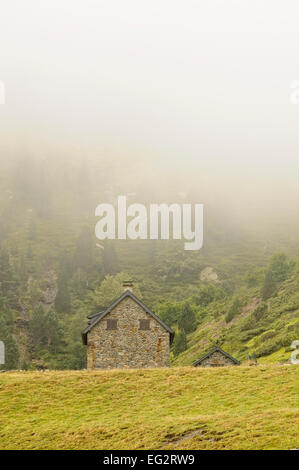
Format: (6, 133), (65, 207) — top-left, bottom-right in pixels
(199, 351), (237, 367)
(87, 296), (170, 369)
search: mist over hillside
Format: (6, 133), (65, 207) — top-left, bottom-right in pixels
(0, 150), (298, 369)
(1, 1), (299, 370)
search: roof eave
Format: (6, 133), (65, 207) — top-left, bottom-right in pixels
(82, 290), (174, 339)
(193, 347), (240, 366)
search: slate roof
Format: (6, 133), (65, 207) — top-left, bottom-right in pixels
(193, 346), (240, 366)
(82, 289), (175, 345)
(87, 311), (105, 320)
(86, 311), (105, 326)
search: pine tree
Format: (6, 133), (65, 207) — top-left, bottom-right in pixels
(55, 277), (71, 314)
(30, 305), (47, 350)
(0, 315), (19, 370)
(178, 302), (196, 334)
(173, 329), (187, 356)
(102, 241), (118, 275)
(74, 227), (94, 272)
(93, 273), (141, 309)
(3, 335), (19, 370)
(45, 309), (62, 350)
(54, 252), (73, 314)
(269, 253), (291, 283)
(64, 312), (87, 369)
(225, 297), (241, 323)
(262, 269), (276, 300)
(0, 246), (17, 308)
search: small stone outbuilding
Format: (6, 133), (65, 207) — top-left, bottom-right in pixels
(193, 347), (240, 367)
(82, 288), (174, 369)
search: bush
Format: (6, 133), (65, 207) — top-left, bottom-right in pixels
(256, 343), (277, 357)
(253, 302), (267, 321)
(260, 330), (276, 341)
(157, 301), (181, 326)
(239, 327), (266, 341)
(245, 268), (264, 288)
(193, 285), (225, 307)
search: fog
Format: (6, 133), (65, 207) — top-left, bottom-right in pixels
(1, 1), (299, 228)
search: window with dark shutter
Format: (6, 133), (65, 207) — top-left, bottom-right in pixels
(107, 319), (117, 330)
(139, 319), (150, 330)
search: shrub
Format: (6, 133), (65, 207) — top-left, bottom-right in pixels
(260, 330), (276, 342)
(253, 302), (267, 321)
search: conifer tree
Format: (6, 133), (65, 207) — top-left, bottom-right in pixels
(102, 241), (119, 275)
(262, 269), (276, 300)
(55, 276), (71, 314)
(74, 227), (94, 272)
(173, 329), (187, 356)
(178, 302), (196, 334)
(0, 315), (19, 370)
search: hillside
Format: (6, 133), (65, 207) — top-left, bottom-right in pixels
(0, 366), (298, 450)
(173, 258), (299, 366)
(0, 157), (299, 370)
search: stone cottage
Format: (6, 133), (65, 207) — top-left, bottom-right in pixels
(82, 286), (175, 369)
(193, 347), (240, 367)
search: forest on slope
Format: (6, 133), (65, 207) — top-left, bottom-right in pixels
(0, 155), (299, 369)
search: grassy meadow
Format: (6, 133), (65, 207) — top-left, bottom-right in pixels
(0, 365), (298, 450)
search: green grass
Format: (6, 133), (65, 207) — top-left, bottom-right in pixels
(174, 271), (299, 366)
(259, 348), (291, 364)
(0, 366), (298, 450)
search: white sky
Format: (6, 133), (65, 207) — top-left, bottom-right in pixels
(0, 0), (299, 182)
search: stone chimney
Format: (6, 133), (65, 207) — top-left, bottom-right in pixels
(123, 280), (134, 292)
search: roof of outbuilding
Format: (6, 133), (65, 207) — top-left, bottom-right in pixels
(82, 290), (175, 345)
(193, 346), (240, 366)
(87, 311), (105, 320)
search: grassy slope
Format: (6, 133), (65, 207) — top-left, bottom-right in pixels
(1, 366), (298, 450)
(174, 271), (299, 366)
